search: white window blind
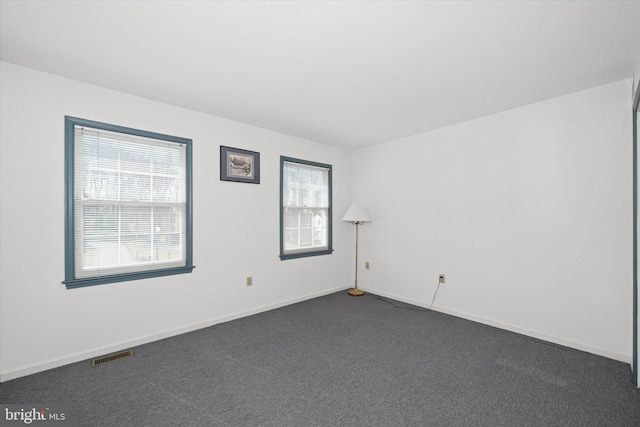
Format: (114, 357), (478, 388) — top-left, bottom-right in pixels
(73, 125), (187, 279)
(282, 160), (330, 255)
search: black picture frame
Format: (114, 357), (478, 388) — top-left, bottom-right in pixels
(220, 146), (260, 184)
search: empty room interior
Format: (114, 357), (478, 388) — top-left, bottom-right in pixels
(1, 0), (640, 425)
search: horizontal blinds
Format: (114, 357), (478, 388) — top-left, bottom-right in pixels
(282, 161), (329, 253)
(74, 125), (187, 279)
(282, 161), (329, 208)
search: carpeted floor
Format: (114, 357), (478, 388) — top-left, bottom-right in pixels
(2, 291), (639, 426)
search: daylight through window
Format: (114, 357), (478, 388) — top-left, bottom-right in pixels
(64, 117), (193, 288)
(280, 157), (332, 259)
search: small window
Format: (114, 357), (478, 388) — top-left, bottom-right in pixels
(63, 116), (194, 288)
(280, 156), (332, 260)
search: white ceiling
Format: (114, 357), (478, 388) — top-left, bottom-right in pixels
(1, 1), (639, 150)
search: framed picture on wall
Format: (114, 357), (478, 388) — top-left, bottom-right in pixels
(220, 146), (260, 184)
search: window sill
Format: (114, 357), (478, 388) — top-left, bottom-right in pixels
(62, 265), (195, 289)
(279, 249), (333, 261)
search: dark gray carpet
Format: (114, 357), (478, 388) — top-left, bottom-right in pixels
(1, 291), (639, 426)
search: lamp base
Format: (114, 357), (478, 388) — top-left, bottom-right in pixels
(348, 288), (364, 297)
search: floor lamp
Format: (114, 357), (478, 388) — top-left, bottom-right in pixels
(343, 202), (371, 296)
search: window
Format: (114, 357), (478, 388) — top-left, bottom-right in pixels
(64, 116), (194, 288)
(280, 156), (332, 260)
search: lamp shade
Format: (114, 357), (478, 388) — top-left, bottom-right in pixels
(342, 202), (371, 222)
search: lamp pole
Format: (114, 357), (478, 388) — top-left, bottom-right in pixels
(342, 202), (371, 297)
(348, 220), (364, 296)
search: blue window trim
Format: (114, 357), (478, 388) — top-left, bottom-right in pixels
(279, 156), (333, 260)
(63, 116), (194, 289)
(633, 84), (639, 387)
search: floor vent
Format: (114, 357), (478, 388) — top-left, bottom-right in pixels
(91, 350), (133, 367)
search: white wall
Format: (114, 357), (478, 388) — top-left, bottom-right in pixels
(351, 79), (633, 362)
(0, 62), (352, 381)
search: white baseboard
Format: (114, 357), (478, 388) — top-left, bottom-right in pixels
(5, 284), (628, 383)
(362, 286), (632, 365)
(0, 285), (349, 383)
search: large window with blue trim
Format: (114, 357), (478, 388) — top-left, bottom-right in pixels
(280, 156), (332, 260)
(64, 116), (194, 288)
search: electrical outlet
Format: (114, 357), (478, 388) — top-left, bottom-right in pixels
(439, 274), (445, 284)
(246, 276), (253, 286)
(365, 261), (370, 270)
